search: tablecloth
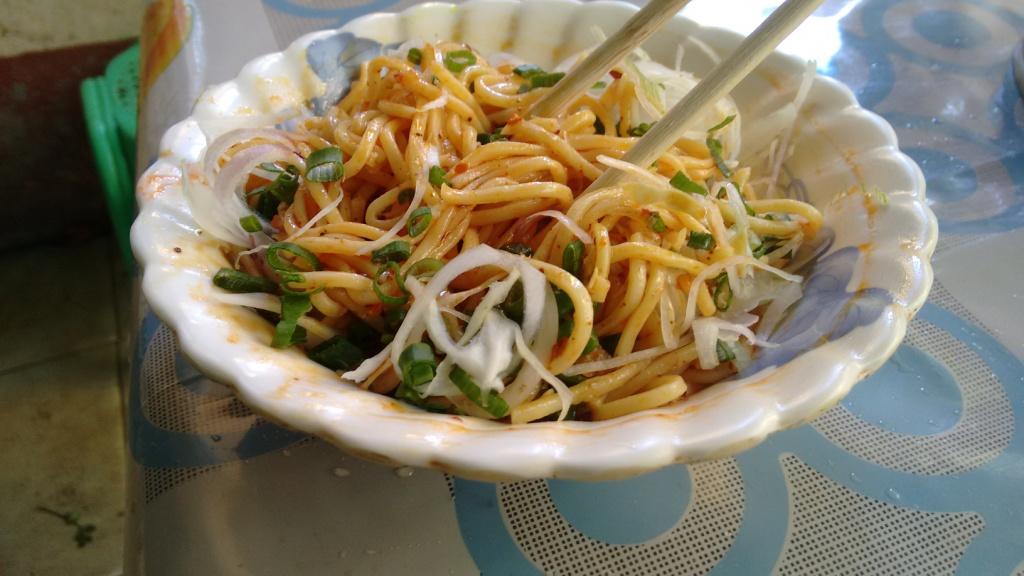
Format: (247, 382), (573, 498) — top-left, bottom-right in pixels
(126, 0), (1024, 573)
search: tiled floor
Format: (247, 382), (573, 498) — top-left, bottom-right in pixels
(0, 235), (129, 576)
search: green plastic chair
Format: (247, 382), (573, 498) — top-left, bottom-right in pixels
(81, 43), (139, 265)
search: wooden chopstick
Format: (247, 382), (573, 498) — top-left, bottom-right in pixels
(528, 0), (695, 119)
(586, 0), (825, 192)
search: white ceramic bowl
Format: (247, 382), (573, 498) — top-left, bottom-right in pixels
(131, 0), (937, 481)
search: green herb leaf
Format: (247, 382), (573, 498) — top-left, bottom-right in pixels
(713, 272), (732, 311)
(307, 336), (364, 371)
(707, 114), (736, 133)
(706, 135), (732, 178)
(239, 215), (262, 233)
(562, 239), (584, 278)
(450, 365), (509, 418)
(428, 165), (448, 187)
(407, 47), (422, 66)
(267, 242), (322, 272)
(407, 207), (432, 237)
(373, 261), (409, 308)
(213, 268), (277, 293)
(500, 243), (533, 257)
(716, 339), (736, 362)
(669, 171), (707, 195)
(271, 293), (312, 348)
(305, 146), (345, 182)
(687, 231), (716, 251)
(647, 212), (667, 233)
(443, 50), (477, 73)
(371, 240), (412, 264)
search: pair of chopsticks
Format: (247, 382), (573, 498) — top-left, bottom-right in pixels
(527, 0), (825, 192)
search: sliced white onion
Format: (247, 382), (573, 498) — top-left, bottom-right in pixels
(502, 285), (559, 409)
(522, 210), (593, 245)
(682, 255), (802, 335)
(721, 182), (752, 259)
(768, 60), (815, 197)
(342, 344), (393, 383)
(514, 329), (573, 421)
(693, 318), (721, 370)
(659, 291), (678, 348)
(181, 163), (246, 247)
(203, 128), (297, 183)
(460, 268), (520, 344)
(561, 340), (692, 377)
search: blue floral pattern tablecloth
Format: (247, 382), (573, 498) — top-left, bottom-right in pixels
(129, 1), (1024, 574)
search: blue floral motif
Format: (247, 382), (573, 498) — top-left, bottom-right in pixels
(743, 244), (892, 375)
(305, 32), (385, 115)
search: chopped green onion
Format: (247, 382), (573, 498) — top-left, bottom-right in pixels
(628, 122), (653, 137)
(593, 117), (605, 135)
(707, 114), (736, 133)
(450, 365), (509, 418)
(398, 342), (437, 390)
(267, 242), (322, 272)
(371, 240), (411, 264)
(500, 243), (533, 257)
(239, 215), (262, 233)
(255, 188), (280, 220)
(249, 165), (300, 210)
(713, 272), (732, 311)
(407, 47), (422, 66)
(669, 171), (707, 195)
(591, 81), (607, 90)
(212, 268), (277, 293)
(259, 162), (283, 173)
(512, 64), (543, 78)
(407, 207), (432, 237)
(476, 129), (507, 145)
(716, 340), (736, 362)
(443, 50), (477, 73)
(647, 212), (667, 233)
(562, 239), (584, 278)
(307, 336), (364, 371)
(428, 165), (448, 187)
(554, 287), (575, 340)
(582, 333), (599, 355)
(498, 280), (524, 324)
(373, 261), (409, 308)
(271, 293), (312, 348)
(404, 258), (445, 280)
(687, 231), (716, 251)
(706, 135), (732, 178)
(557, 315), (574, 340)
(529, 71), (565, 90)
(397, 188), (414, 204)
(305, 146), (345, 182)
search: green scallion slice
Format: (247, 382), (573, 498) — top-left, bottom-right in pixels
(407, 207), (432, 237)
(529, 71), (565, 90)
(450, 365), (509, 418)
(371, 240), (411, 264)
(669, 171), (707, 195)
(398, 342), (437, 390)
(407, 47), (422, 66)
(307, 336), (364, 371)
(239, 215), (262, 233)
(267, 242), (322, 272)
(562, 239), (584, 278)
(443, 50), (477, 73)
(404, 257), (445, 281)
(687, 231), (716, 251)
(706, 135), (732, 178)
(305, 146), (345, 182)
(628, 122), (653, 137)
(716, 340), (736, 362)
(428, 165), (448, 187)
(713, 272), (732, 311)
(648, 212), (667, 233)
(212, 268), (277, 293)
(512, 64), (543, 78)
(500, 243), (533, 257)
(582, 333), (599, 355)
(708, 114), (736, 133)
(373, 261), (409, 308)
(271, 293), (312, 348)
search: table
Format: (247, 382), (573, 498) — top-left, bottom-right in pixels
(126, 1), (1024, 573)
